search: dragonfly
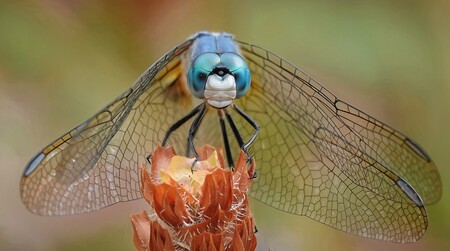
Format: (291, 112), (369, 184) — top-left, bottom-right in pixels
(21, 31), (442, 243)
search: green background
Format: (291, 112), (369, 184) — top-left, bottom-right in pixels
(0, 0), (449, 250)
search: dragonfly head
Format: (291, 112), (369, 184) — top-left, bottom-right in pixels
(188, 52), (251, 108)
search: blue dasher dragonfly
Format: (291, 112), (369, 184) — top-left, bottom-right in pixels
(21, 31), (442, 243)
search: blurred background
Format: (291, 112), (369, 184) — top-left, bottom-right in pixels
(0, 0), (449, 250)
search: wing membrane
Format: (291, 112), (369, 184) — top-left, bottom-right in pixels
(235, 41), (441, 242)
(20, 38), (195, 215)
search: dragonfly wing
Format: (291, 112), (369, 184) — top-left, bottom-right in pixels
(235, 41), (441, 242)
(21, 38), (196, 216)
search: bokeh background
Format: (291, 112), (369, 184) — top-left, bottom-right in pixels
(1, 0), (449, 250)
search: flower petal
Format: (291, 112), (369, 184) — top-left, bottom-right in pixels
(141, 165), (155, 207)
(200, 168), (233, 216)
(191, 232), (225, 251)
(233, 151), (254, 191)
(149, 220), (176, 251)
(159, 170), (197, 206)
(131, 211), (151, 251)
(197, 145), (225, 166)
(153, 183), (189, 227)
(151, 145), (177, 179)
(229, 216), (257, 251)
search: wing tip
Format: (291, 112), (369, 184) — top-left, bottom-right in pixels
(397, 178), (424, 207)
(405, 137), (432, 162)
(23, 152), (46, 177)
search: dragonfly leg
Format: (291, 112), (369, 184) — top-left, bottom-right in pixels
(188, 103), (207, 171)
(146, 103), (204, 163)
(225, 110), (244, 147)
(232, 104), (259, 151)
(219, 110), (234, 168)
(226, 106), (258, 179)
(231, 104), (259, 162)
(162, 103), (204, 146)
(186, 105), (206, 157)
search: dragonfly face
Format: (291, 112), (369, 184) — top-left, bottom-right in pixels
(21, 31), (442, 243)
(187, 52), (251, 108)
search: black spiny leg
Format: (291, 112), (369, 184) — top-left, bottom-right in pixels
(232, 104), (259, 152)
(225, 110), (244, 148)
(188, 103), (207, 171)
(219, 110), (234, 168)
(186, 105), (207, 157)
(162, 103), (205, 146)
(146, 103), (203, 163)
(231, 104), (259, 179)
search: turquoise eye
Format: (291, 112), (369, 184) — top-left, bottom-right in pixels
(232, 67), (251, 98)
(188, 52), (250, 99)
(221, 53), (251, 98)
(188, 53), (220, 98)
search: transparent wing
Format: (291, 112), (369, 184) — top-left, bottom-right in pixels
(20, 37), (196, 216)
(234, 41), (442, 242)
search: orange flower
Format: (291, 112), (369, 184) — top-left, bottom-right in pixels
(131, 145), (257, 251)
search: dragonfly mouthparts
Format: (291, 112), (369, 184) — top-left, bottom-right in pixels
(204, 74), (236, 108)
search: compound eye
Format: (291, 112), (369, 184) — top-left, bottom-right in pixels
(187, 53), (220, 98)
(233, 67), (251, 98)
(188, 68), (209, 98)
(220, 53), (251, 98)
(220, 53), (246, 71)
